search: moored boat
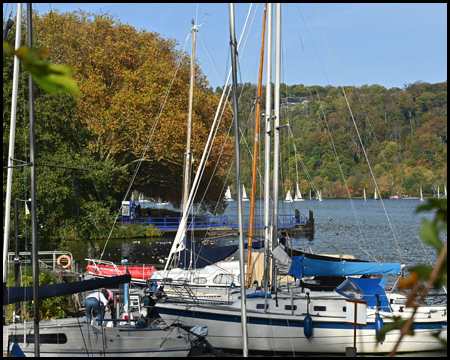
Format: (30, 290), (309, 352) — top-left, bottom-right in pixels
(86, 259), (157, 280)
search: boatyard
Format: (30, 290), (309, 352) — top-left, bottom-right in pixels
(3, 2), (446, 358)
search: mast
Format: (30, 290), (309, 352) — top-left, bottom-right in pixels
(271, 3), (281, 290)
(3, 3), (22, 285)
(180, 19), (199, 269)
(228, 3), (248, 356)
(246, 3), (267, 287)
(263, 3), (273, 299)
(27, 3), (40, 356)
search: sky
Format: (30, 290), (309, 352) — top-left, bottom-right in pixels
(6, 3), (447, 91)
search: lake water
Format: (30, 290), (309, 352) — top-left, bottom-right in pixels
(79, 198), (440, 274)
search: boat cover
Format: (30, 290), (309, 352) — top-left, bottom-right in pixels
(334, 277), (392, 311)
(288, 255), (402, 279)
(178, 237), (264, 269)
(3, 274), (131, 305)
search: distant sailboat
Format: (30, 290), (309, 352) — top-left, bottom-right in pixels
(318, 190), (323, 202)
(242, 185), (249, 201)
(309, 190), (312, 200)
(364, 188), (367, 203)
(420, 187), (424, 201)
(294, 183), (304, 201)
(225, 186), (233, 201)
(374, 189), (379, 200)
(284, 189), (293, 203)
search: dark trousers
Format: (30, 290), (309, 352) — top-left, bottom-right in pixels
(84, 297), (105, 325)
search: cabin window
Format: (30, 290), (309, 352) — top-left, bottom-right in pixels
(313, 306), (327, 312)
(343, 307), (346, 312)
(256, 304), (268, 310)
(9, 333), (68, 344)
(213, 274), (234, 284)
(193, 277), (207, 284)
(284, 305), (297, 310)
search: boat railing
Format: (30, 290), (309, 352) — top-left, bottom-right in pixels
(85, 258), (156, 279)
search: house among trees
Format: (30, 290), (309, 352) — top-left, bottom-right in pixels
(281, 95), (309, 110)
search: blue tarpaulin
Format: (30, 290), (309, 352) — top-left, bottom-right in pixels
(335, 277), (392, 311)
(288, 255), (402, 279)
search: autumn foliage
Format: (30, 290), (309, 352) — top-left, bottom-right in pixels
(34, 9), (234, 207)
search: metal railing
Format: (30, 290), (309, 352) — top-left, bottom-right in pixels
(122, 213), (307, 231)
(7, 251), (74, 271)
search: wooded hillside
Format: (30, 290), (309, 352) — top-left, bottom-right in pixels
(233, 81), (447, 200)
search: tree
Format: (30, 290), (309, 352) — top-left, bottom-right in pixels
(34, 9), (234, 210)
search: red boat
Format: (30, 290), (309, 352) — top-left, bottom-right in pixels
(86, 260), (157, 280)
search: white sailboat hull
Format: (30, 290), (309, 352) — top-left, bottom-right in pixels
(156, 296), (446, 354)
(3, 318), (191, 357)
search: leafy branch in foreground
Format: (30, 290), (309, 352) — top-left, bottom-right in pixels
(3, 41), (79, 96)
(376, 199), (447, 356)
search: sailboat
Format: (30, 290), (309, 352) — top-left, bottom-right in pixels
(242, 185), (250, 201)
(3, 6), (197, 356)
(224, 186), (233, 201)
(420, 187), (424, 201)
(3, 274), (194, 357)
(154, 4), (446, 355)
(284, 189), (293, 202)
(294, 182), (304, 201)
(374, 189), (379, 200)
(364, 188), (367, 202)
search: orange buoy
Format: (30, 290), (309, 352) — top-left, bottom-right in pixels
(57, 254), (72, 269)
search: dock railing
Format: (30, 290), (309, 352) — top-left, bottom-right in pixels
(122, 213), (307, 231)
(7, 251), (74, 271)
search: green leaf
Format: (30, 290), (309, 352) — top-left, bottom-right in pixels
(419, 219), (442, 252)
(3, 42), (79, 96)
(27, 61), (80, 96)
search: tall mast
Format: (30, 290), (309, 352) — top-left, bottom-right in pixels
(228, 3), (248, 356)
(181, 19), (199, 269)
(246, 4), (267, 287)
(271, 3), (281, 290)
(27, 3), (40, 356)
(3, 3), (23, 285)
(263, 3), (273, 298)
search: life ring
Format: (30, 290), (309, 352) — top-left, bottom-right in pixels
(57, 255), (72, 269)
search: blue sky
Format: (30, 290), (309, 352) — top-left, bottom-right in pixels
(8, 3), (447, 90)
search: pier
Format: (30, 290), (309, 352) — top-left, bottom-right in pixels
(121, 211), (314, 235)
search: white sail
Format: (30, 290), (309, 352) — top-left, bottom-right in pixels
(284, 189), (293, 202)
(364, 188), (367, 202)
(318, 190), (323, 202)
(420, 187), (424, 201)
(374, 189), (379, 200)
(294, 183), (304, 201)
(242, 185), (249, 201)
(225, 186), (233, 201)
